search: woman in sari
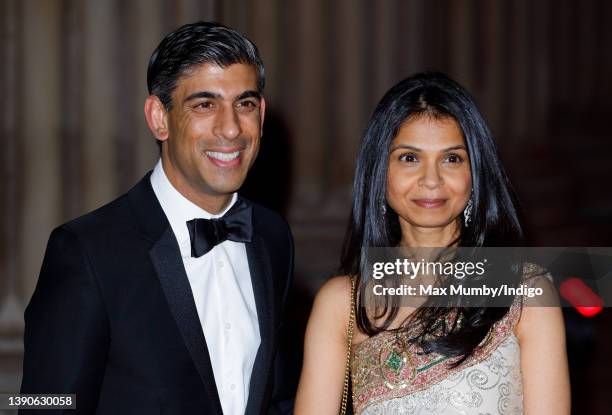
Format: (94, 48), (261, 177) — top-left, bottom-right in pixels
(295, 72), (570, 414)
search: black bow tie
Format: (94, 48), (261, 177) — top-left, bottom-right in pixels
(186, 198), (253, 258)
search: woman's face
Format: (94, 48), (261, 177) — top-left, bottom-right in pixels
(386, 115), (472, 233)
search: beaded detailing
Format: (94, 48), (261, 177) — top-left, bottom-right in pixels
(359, 334), (523, 414)
(351, 299), (521, 415)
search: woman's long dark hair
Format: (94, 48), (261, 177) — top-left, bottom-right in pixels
(340, 72), (525, 364)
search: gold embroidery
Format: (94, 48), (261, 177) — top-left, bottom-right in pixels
(351, 296), (522, 414)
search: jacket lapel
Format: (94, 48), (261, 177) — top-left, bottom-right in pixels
(245, 233), (277, 415)
(128, 173), (223, 415)
(150, 229), (223, 415)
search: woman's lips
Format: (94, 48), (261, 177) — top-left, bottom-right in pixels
(412, 198), (447, 208)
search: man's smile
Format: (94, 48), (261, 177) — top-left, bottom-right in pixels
(205, 149), (242, 167)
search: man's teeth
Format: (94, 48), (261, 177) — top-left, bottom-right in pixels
(206, 151), (240, 161)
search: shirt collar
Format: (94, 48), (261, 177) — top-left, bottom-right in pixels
(150, 159), (237, 255)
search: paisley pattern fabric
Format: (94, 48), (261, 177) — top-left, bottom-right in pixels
(351, 300), (523, 415)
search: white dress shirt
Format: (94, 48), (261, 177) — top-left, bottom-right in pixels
(150, 160), (260, 415)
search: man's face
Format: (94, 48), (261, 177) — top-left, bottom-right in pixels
(159, 63), (264, 210)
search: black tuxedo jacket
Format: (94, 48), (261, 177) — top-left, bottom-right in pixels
(21, 173), (295, 415)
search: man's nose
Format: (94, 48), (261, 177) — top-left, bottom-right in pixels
(213, 106), (241, 140)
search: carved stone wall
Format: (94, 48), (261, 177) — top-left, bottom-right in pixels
(1, 1), (611, 408)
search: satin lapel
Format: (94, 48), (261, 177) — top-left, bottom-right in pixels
(149, 228), (223, 415)
(245, 233), (276, 414)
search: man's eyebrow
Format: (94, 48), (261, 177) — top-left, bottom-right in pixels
(390, 144), (467, 152)
(184, 91), (220, 102)
(183, 90), (261, 103)
(236, 90), (262, 100)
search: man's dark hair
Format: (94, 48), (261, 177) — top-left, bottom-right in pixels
(147, 21), (265, 110)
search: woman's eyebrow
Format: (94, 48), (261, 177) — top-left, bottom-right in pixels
(390, 144), (467, 152)
(390, 144), (422, 152)
(442, 145), (467, 152)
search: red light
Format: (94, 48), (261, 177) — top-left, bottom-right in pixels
(575, 306), (603, 318)
(559, 277), (603, 318)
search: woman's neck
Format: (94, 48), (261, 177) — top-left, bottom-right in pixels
(400, 220), (460, 248)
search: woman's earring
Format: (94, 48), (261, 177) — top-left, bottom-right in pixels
(381, 202), (387, 216)
(463, 198), (473, 226)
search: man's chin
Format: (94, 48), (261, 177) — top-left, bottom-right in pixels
(205, 181), (245, 197)
(200, 171), (247, 192)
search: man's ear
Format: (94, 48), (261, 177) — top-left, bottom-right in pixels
(259, 96), (266, 136)
(144, 95), (169, 141)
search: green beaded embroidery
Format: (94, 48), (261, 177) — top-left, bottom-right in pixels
(384, 350), (404, 374)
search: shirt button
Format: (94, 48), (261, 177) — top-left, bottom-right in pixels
(225, 323), (231, 330)
(217, 260), (224, 269)
(230, 384), (236, 391)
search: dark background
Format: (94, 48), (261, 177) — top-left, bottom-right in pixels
(1, 1), (611, 413)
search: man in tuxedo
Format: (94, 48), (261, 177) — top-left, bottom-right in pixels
(21, 21), (294, 414)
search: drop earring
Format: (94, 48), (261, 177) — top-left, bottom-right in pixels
(463, 198), (473, 226)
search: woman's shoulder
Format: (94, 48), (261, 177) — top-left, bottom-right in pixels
(311, 276), (371, 344)
(518, 261), (559, 305)
(521, 262), (553, 283)
(514, 262), (562, 340)
(317, 275), (353, 299)
(312, 275), (353, 324)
